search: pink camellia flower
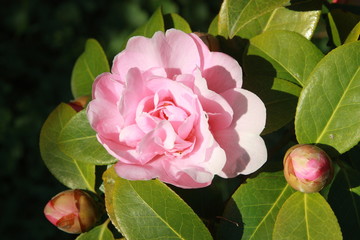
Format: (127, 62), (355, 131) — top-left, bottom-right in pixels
(283, 144), (333, 193)
(44, 189), (102, 234)
(87, 29), (267, 188)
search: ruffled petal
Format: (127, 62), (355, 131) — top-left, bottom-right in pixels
(221, 88), (266, 134)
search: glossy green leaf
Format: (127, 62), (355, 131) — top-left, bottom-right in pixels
(103, 167), (212, 240)
(120, 7), (164, 51)
(218, 0), (290, 38)
(58, 110), (117, 165)
(273, 192), (342, 240)
(71, 39), (110, 99)
(217, 171), (295, 240)
(243, 30), (324, 87)
(236, 0), (322, 40)
(351, 186), (360, 196)
(345, 21), (360, 44)
(164, 13), (191, 33)
(76, 220), (114, 240)
(328, 163), (360, 239)
(295, 41), (360, 154)
(328, 8), (360, 46)
(328, 13), (341, 47)
(208, 15), (219, 35)
(243, 75), (300, 135)
(39, 103), (95, 191)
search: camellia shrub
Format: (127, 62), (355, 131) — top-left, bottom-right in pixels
(40, 0), (360, 239)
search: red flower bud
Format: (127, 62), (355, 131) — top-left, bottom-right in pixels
(67, 96), (89, 112)
(193, 32), (220, 52)
(283, 144), (333, 193)
(44, 189), (102, 234)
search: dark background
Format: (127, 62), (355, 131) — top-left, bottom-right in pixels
(0, 0), (221, 239)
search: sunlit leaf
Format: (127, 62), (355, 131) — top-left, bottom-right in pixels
(71, 39), (109, 99)
(208, 15), (219, 35)
(58, 110), (117, 165)
(273, 192), (342, 240)
(39, 103), (95, 191)
(217, 171), (295, 240)
(218, 0), (290, 38)
(164, 13), (191, 33)
(243, 30), (324, 87)
(328, 163), (360, 239)
(103, 167), (212, 240)
(236, 0), (322, 39)
(295, 41), (360, 154)
(345, 21), (360, 44)
(76, 220), (114, 240)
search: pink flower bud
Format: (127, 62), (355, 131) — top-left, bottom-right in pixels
(193, 32), (220, 52)
(44, 189), (102, 234)
(283, 144), (333, 193)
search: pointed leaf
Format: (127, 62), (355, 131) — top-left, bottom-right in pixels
(218, 0), (290, 38)
(235, 0), (322, 40)
(103, 167), (212, 240)
(71, 39), (110, 99)
(345, 21), (360, 44)
(217, 171), (295, 240)
(208, 15), (219, 35)
(76, 220), (114, 240)
(295, 41), (360, 154)
(58, 110), (117, 165)
(243, 30), (324, 87)
(328, 163), (360, 239)
(39, 103), (95, 191)
(328, 8), (360, 46)
(120, 7), (164, 51)
(164, 13), (191, 33)
(273, 192), (342, 240)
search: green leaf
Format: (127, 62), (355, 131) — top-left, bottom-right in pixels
(243, 30), (324, 87)
(71, 39), (110, 99)
(351, 186), (360, 196)
(235, 0), (322, 40)
(39, 104), (95, 191)
(103, 167), (212, 240)
(76, 220), (114, 240)
(58, 110), (116, 165)
(243, 75), (300, 135)
(218, 0), (290, 38)
(328, 8), (360, 46)
(120, 7), (165, 51)
(208, 15), (219, 35)
(328, 163), (360, 239)
(345, 21), (360, 44)
(295, 41), (360, 154)
(217, 171), (295, 240)
(164, 13), (192, 33)
(273, 192), (342, 240)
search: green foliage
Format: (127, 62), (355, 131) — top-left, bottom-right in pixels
(327, 163), (360, 239)
(273, 192), (342, 240)
(244, 30), (324, 87)
(58, 110), (117, 165)
(40, 104), (95, 191)
(103, 167), (213, 240)
(71, 39), (110, 99)
(295, 41), (360, 154)
(218, 0), (290, 38)
(76, 220), (115, 240)
(217, 171), (295, 240)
